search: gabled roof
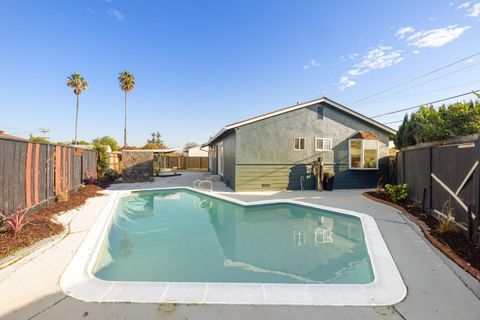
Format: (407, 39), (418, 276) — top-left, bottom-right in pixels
(206, 97), (396, 145)
(350, 131), (378, 140)
(0, 131), (28, 142)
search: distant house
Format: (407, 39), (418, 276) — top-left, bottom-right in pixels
(184, 145), (208, 157)
(204, 97), (395, 191)
(0, 130), (28, 142)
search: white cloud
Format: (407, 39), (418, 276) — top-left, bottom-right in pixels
(339, 77), (356, 90)
(359, 46), (404, 70)
(341, 53), (359, 60)
(457, 2), (471, 9)
(406, 25), (470, 48)
(106, 8), (124, 21)
(338, 46), (404, 90)
(348, 53), (359, 59)
(412, 49), (420, 54)
(303, 59), (320, 69)
(395, 26), (415, 39)
(468, 2), (480, 16)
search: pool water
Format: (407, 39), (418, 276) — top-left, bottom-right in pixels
(93, 189), (374, 284)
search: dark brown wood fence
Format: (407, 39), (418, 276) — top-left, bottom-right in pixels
(0, 137), (97, 213)
(397, 135), (480, 244)
(159, 155), (208, 170)
(182, 156), (208, 170)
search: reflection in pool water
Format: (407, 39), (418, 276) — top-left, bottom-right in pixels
(93, 189), (374, 284)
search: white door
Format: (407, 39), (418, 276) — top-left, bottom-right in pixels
(217, 142), (224, 176)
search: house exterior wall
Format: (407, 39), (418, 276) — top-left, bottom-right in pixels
(208, 147), (216, 173)
(218, 132), (236, 189)
(233, 103), (391, 191)
(208, 132), (236, 190)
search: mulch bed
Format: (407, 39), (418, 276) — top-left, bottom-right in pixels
(365, 191), (480, 280)
(0, 179), (112, 260)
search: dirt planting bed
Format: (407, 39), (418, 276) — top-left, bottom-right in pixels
(0, 182), (109, 260)
(365, 191), (480, 280)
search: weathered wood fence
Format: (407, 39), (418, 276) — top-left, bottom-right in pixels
(181, 156), (208, 170)
(0, 137), (97, 213)
(397, 135), (480, 244)
(159, 155), (208, 170)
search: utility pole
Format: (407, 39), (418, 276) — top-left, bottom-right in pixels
(39, 128), (50, 139)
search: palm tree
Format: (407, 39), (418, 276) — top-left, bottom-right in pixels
(66, 73), (88, 144)
(118, 71), (135, 147)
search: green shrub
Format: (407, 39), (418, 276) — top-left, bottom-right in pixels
(93, 142), (108, 177)
(385, 184), (408, 203)
(28, 135), (51, 144)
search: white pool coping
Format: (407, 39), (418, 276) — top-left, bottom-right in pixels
(60, 187), (407, 306)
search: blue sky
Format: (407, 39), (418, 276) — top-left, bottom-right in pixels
(1, 1), (479, 147)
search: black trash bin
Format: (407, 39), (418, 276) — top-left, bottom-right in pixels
(322, 172), (335, 191)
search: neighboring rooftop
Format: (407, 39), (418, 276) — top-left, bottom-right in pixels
(122, 148), (180, 153)
(0, 130), (28, 142)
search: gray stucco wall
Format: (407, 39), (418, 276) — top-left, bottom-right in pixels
(220, 132), (236, 189)
(209, 147), (217, 174)
(234, 103), (391, 190)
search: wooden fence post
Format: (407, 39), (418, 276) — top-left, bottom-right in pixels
(25, 143), (32, 208)
(468, 204), (473, 241)
(316, 157), (323, 191)
(46, 144), (50, 207)
(429, 146), (433, 215)
(474, 137), (480, 244)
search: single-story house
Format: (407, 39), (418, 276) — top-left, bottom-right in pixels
(204, 97), (395, 191)
(183, 145), (209, 157)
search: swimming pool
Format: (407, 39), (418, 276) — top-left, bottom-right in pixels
(61, 187), (406, 305)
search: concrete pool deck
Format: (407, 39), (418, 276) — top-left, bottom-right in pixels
(0, 172), (479, 319)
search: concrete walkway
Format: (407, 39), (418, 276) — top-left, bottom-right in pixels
(0, 172), (479, 319)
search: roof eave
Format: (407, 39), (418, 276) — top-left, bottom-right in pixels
(205, 96), (396, 145)
(223, 97), (396, 135)
(206, 127), (234, 146)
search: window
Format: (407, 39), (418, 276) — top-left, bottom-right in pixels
(315, 138), (332, 151)
(293, 231), (306, 247)
(349, 139), (379, 169)
(294, 137), (306, 150)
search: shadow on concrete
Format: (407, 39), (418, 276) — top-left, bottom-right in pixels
(1, 290), (406, 320)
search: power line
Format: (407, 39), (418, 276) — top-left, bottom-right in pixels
(353, 61), (480, 107)
(356, 80), (480, 106)
(383, 120), (404, 125)
(348, 51), (480, 105)
(371, 90), (480, 119)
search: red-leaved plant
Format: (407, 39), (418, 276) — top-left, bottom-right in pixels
(85, 170), (95, 185)
(0, 207), (30, 238)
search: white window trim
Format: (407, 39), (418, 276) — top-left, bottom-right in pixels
(293, 137), (306, 151)
(315, 138), (333, 151)
(348, 139), (379, 170)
